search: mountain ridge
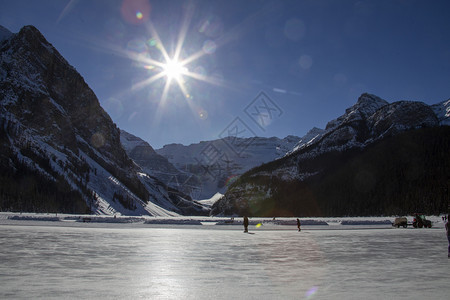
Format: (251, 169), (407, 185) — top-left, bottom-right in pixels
(211, 94), (450, 216)
(153, 135), (300, 199)
(0, 25), (207, 216)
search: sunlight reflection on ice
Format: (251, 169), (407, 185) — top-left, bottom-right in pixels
(0, 225), (448, 299)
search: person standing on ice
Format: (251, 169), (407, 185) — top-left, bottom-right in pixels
(297, 218), (301, 232)
(446, 216), (450, 257)
(243, 216), (249, 233)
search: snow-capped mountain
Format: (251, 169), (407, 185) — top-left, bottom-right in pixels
(0, 25), (207, 216)
(153, 135), (300, 199)
(288, 94), (449, 160)
(286, 94), (390, 157)
(212, 93), (450, 217)
(120, 130), (201, 198)
(283, 94), (441, 166)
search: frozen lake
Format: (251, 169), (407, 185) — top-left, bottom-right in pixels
(0, 222), (449, 299)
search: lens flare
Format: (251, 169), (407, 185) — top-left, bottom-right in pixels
(147, 38), (157, 47)
(121, 0), (151, 24)
(305, 286), (319, 298)
(197, 15), (223, 38)
(194, 66), (207, 77)
(127, 38), (147, 53)
(198, 109), (208, 120)
(202, 40), (217, 54)
(103, 97), (124, 119)
(91, 132), (105, 148)
(299, 54), (313, 70)
(224, 175), (238, 186)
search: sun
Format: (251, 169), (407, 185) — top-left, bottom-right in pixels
(162, 58), (187, 81)
(128, 17), (225, 103)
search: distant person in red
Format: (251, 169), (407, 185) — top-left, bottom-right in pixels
(243, 216), (249, 233)
(446, 216), (450, 257)
(297, 218), (301, 232)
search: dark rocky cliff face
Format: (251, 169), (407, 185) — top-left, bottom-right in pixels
(121, 130), (180, 174)
(2, 26), (128, 166)
(368, 101), (438, 137)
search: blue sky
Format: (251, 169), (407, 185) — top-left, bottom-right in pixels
(1, 0), (450, 148)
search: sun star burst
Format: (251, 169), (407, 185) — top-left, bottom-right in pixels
(128, 14), (226, 103)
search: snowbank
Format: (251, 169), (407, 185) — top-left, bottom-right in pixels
(144, 219), (203, 225)
(0, 213), (447, 229)
(8, 215), (60, 222)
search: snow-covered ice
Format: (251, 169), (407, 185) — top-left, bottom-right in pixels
(0, 216), (449, 299)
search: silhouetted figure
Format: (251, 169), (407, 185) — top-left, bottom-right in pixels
(243, 216), (249, 233)
(446, 217), (450, 257)
(297, 218), (301, 232)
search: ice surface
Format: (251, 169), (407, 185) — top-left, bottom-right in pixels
(0, 218), (448, 299)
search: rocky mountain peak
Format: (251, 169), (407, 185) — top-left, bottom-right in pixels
(120, 130), (155, 153)
(325, 93), (388, 131)
(18, 25), (44, 40)
(120, 130), (180, 174)
(0, 25), (13, 41)
(356, 93), (388, 107)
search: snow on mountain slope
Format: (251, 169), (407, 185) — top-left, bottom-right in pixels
(0, 25), (205, 216)
(286, 127), (325, 155)
(155, 135), (300, 199)
(197, 192), (224, 208)
(431, 99), (450, 126)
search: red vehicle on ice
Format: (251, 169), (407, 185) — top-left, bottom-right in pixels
(412, 214), (432, 228)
